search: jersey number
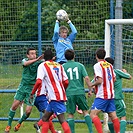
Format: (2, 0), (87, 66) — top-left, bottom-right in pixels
(67, 67), (79, 80)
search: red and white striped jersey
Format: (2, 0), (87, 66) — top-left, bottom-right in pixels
(36, 60), (68, 101)
(35, 80), (47, 97)
(94, 60), (116, 99)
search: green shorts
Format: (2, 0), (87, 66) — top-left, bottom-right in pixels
(14, 84), (35, 106)
(66, 94), (89, 114)
(115, 99), (126, 118)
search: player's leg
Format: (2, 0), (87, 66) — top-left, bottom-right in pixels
(50, 101), (71, 133)
(5, 100), (21, 133)
(77, 95), (93, 133)
(5, 85), (25, 133)
(57, 113), (71, 133)
(90, 98), (110, 133)
(107, 99), (120, 133)
(14, 89), (34, 131)
(108, 117), (115, 133)
(34, 95), (57, 133)
(66, 95), (76, 133)
(103, 113), (110, 133)
(115, 99), (126, 133)
(14, 105), (33, 131)
(41, 110), (53, 133)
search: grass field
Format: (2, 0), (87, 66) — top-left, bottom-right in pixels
(0, 121), (98, 133)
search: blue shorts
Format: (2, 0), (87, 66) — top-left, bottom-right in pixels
(46, 101), (66, 116)
(91, 98), (116, 113)
(34, 95), (48, 112)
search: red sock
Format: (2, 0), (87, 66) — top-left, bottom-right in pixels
(42, 122), (49, 133)
(37, 119), (43, 126)
(92, 116), (103, 133)
(49, 120), (56, 133)
(112, 118), (120, 133)
(61, 121), (71, 133)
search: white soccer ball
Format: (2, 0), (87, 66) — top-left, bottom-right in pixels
(56, 9), (68, 21)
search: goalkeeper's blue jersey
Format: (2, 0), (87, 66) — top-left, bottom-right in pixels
(52, 21), (77, 63)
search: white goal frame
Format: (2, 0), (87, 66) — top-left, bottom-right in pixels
(104, 19), (133, 57)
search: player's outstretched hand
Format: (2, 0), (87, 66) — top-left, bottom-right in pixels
(65, 15), (70, 22)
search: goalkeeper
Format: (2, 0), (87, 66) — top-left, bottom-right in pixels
(4, 48), (43, 133)
(105, 57), (132, 133)
(52, 14), (77, 64)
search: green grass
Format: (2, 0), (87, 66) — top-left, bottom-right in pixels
(0, 121), (98, 133)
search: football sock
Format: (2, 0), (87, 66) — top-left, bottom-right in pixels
(67, 118), (75, 133)
(42, 121), (49, 133)
(37, 119), (43, 126)
(61, 121), (71, 133)
(84, 114), (93, 133)
(120, 120), (126, 133)
(8, 109), (16, 126)
(18, 113), (28, 124)
(49, 120), (56, 133)
(108, 122), (115, 133)
(92, 116), (103, 133)
(112, 118), (120, 133)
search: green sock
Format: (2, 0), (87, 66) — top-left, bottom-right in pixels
(84, 114), (93, 133)
(120, 120), (126, 133)
(67, 118), (75, 133)
(18, 113), (28, 124)
(8, 109), (16, 126)
(108, 122), (115, 133)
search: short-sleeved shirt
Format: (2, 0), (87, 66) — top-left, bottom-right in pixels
(36, 60), (68, 101)
(114, 69), (131, 100)
(63, 60), (88, 96)
(21, 58), (42, 86)
(94, 60), (115, 99)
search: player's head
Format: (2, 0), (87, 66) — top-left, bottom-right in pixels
(95, 48), (106, 60)
(105, 57), (114, 65)
(59, 26), (69, 38)
(65, 49), (75, 60)
(26, 47), (37, 60)
(44, 49), (54, 61)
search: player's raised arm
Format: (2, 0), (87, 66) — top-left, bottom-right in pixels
(52, 20), (59, 43)
(67, 19), (77, 43)
(23, 54), (44, 66)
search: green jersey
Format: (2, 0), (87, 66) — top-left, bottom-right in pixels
(114, 69), (130, 100)
(21, 58), (42, 85)
(63, 60), (88, 96)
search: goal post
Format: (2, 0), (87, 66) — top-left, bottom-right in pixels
(104, 19), (133, 129)
(104, 19), (133, 69)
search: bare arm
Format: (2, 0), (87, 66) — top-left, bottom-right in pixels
(85, 76), (93, 97)
(91, 77), (103, 87)
(23, 54), (44, 66)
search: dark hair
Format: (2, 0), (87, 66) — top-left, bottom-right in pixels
(65, 49), (74, 60)
(44, 49), (53, 61)
(95, 48), (106, 59)
(105, 57), (114, 65)
(26, 47), (36, 55)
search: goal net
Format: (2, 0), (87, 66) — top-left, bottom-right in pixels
(104, 19), (133, 130)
